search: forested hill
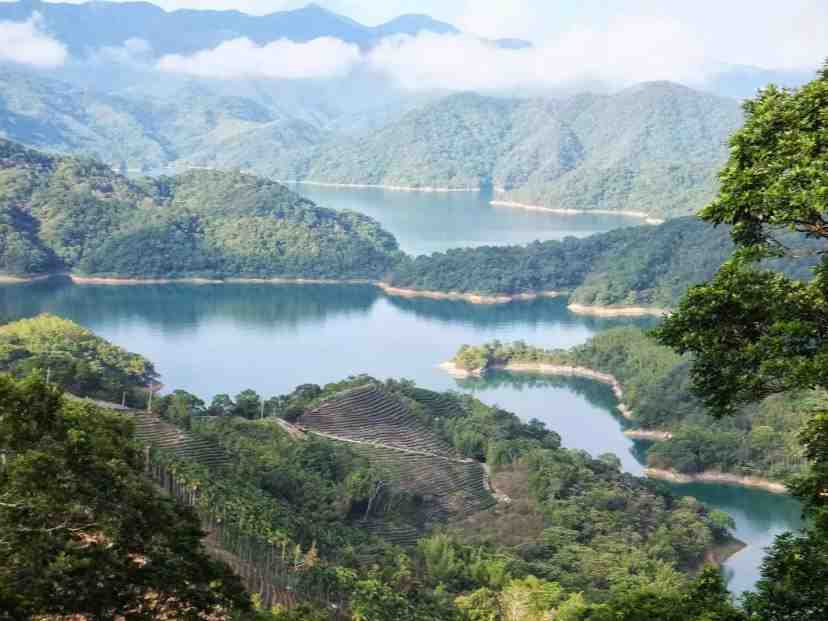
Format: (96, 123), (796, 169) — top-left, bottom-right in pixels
(387, 217), (733, 308)
(0, 139), (400, 279)
(276, 83), (743, 219)
(386, 216), (819, 309)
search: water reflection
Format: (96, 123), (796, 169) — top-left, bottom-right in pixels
(385, 295), (656, 332)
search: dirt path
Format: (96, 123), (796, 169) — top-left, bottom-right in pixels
(480, 462), (512, 504)
(300, 427), (474, 464)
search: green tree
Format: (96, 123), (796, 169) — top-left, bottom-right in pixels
(418, 534), (464, 587)
(235, 389), (263, 420)
(0, 374), (249, 619)
(742, 413), (828, 620)
(655, 64), (828, 620)
(455, 587), (501, 621)
(160, 389), (205, 430)
(209, 393), (235, 416)
(655, 65), (828, 417)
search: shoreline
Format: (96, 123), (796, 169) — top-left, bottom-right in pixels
(280, 180), (479, 193)
(624, 429), (672, 441)
(490, 199), (666, 225)
(567, 303), (669, 318)
(0, 273), (59, 284)
(703, 537), (748, 568)
(378, 284), (563, 305)
(68, 275), (375, 286)
(440, 360), (634, 420)
(645, 468), (788, 494)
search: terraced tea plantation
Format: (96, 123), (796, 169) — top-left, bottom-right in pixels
(298, 384), (496, 542)
(67, 395), (230, 469)
(300, 384), (458, 457)
(130, 412), (229, 468)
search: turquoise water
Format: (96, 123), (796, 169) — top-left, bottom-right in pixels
(0, 187), (802, 595)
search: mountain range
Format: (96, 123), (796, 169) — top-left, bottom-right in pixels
(0, 1), (486, 55)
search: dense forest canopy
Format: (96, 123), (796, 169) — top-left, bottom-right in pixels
(386, 214), (818, 307)
(0, 138), (401, 279)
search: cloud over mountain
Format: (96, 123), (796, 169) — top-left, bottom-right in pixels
(0, 13), (67, 68)
(152, 17), (711, 90)
(157, 36), (360, 80)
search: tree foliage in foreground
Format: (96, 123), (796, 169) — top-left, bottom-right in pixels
(655, 63), (828, 619)
(0, 374), (249, 620)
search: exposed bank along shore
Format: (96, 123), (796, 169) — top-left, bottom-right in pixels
(279, 180), (479, 193)
(376, 283), (563, 305)
(0, 273), (55, 283)
(645, 468), (788, 495)
(567, 303), (669, 318)
(490, 199), (666, 226)
(439, 360), (789, 494)
(67, 275), (375, 286)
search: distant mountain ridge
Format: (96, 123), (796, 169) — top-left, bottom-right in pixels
(0, 67), (329, 174)
(272, 82), (743, 219)
(0, 0), (461, 55)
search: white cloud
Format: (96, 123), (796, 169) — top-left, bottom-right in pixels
(456, 0), (541, 40)
(0, 13), (67, 68)
(366, 18), (709, 93)
(157, 36), (360, 80)
(92, 38), (154, 66)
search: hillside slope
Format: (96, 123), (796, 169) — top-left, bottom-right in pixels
(0, 69), (327, 175)
(0, 139), (400, 279)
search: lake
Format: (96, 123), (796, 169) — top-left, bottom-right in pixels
(0, 186), (802, 595)
(289, 184), (644, 255)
